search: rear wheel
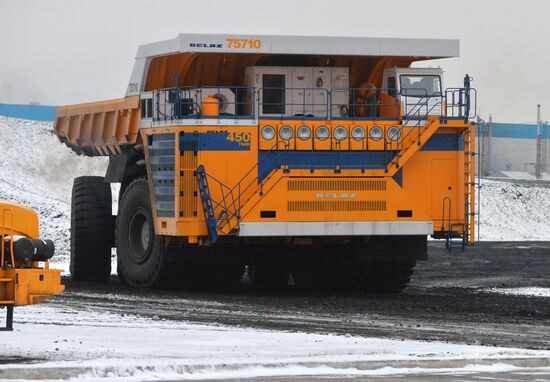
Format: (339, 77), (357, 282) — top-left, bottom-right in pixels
(250, 265), (289, 288)
(70, 176), (113, 282)
(363, 260), (416, 293)
(199, 263), (244, 289)
(291, 247), (360, 292)
(116, 178), (169, 288)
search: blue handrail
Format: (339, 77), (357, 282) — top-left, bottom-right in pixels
(150, 76), (476, 123)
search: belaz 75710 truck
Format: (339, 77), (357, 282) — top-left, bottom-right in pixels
(54, 34), (476, 291)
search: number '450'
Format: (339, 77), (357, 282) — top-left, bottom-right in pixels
(227, 132), (251, 143)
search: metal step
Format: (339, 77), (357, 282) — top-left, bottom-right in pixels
(196, 165), (218, 243)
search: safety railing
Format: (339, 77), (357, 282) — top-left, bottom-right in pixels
(152, 86), (255, 121)
(256, 87), (331, 120)
(149, 76), (476, 123)
(331, 88), (400, 120)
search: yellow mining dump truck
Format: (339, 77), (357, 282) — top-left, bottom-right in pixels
(0, 201), (64, 330)
(54, 34), (476, 291)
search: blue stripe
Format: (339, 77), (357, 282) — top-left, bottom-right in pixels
(0, 104), (57, 122)
(258, 151), (392, 182)
(421, 133), (464, 151)
(180, 132), (251, 151)
(490, 123), (549, 139)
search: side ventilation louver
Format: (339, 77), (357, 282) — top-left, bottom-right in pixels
(149, 133), (176, 218)
(287, 200), (386, 212)
(288, 179), (386, 191)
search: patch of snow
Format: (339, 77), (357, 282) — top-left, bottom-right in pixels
(483, 287), (550, 298)
(2, 305), (550, 380)
(478, 178), (550, 241)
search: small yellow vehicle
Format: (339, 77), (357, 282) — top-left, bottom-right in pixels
(0, 200), (64, 330)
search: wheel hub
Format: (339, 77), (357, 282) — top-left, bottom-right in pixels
(128, 208), (152, 264)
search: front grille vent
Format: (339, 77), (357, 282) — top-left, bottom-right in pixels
(287, 200), (386, 212)
(288, 179), (386, 191)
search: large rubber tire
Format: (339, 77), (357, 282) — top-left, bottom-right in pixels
(70, 176), (113, 282)
(363, 260), (416, 293)
(116, 177), (169, 288)
(291, 247), (361, 292)
(250, 265), (289, 288)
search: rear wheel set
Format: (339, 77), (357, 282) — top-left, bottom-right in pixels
(290, 244), (417, 293)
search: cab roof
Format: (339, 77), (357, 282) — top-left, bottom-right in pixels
(136, 33), (459, 59)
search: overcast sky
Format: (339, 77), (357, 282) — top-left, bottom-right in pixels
(1, 0), (549, 123)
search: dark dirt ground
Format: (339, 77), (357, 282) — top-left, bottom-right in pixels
(47, 241), (550, 350)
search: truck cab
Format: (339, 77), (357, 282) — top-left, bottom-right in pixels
(382, 67), (444, 122)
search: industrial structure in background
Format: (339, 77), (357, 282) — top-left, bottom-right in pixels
(53, 34), (476, 292)
(0, 200), (64, 330)
(477, 106), (548, 180)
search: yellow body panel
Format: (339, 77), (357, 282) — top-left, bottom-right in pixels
(0, 200), (39, 239)
(0, 268), (64, 306)
(142, 118), (473, 241)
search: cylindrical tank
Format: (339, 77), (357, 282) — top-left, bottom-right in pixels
(4, 236), (55, 263)
(201, 97), (219, 117)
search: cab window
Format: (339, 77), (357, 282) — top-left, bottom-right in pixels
(400, 75), (441, 97)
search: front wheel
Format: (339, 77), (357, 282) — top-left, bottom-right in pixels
(116, 178), (168, 288)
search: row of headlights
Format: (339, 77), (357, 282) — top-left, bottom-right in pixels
(261, 125), (402, 142)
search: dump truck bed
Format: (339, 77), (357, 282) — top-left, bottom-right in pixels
(54, 96), (140, 156)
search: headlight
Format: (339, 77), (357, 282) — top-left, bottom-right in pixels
(387, 125), (401, 141)
(297, 125), (311, 140)
(333, 126), (348, 141)
(315, 125), (330, 141)
(279, 125), (293, 140)
(351, 126), (365, 141)
(261, 125), (275, 140)
(369, 126), (383, 141)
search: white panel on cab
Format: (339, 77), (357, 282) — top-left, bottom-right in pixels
(290, 67), (313, 117)
(244, 66), (292, 117)
(331, 67), (350, 118)
(243, 65), (350, 118)
(313, 68), (331, 118)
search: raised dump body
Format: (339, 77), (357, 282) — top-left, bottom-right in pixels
(55, 34), (476, 291)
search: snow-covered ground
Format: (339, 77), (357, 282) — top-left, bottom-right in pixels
(478, 179), (550, 240)
(484, 287), (550, 298)
(2, 304), (550, 381)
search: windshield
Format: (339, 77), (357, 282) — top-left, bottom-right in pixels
(400, 75), (441, 97)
